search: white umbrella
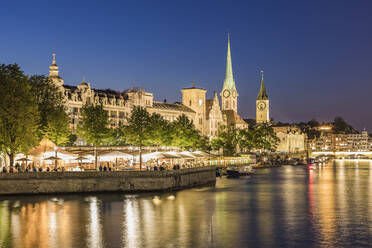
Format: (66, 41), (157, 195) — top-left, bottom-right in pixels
(165, 152), (194, 159)
(142, 152), (179, 160)
(192, 151), (214, 157)
(179, 151), (197, 158)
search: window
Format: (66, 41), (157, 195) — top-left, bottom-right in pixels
(199, 118), (202, 125)
(189, 100), (192, 106)
(225, 100), (228, 109)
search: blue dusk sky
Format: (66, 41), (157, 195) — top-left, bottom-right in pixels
(1, 0), (372, 130)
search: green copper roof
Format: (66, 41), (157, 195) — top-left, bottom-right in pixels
(257, 73), (268, 100)
(222, 33), (236, 91)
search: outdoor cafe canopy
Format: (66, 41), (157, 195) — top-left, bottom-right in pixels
(141, 152), (180, 160)
(98, 150), (133, 162)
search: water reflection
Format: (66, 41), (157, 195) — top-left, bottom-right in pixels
(0, 163), (372, 247)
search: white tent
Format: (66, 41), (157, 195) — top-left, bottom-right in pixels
(141, 152), (180, 160)
(98, 151), (132, 162)
(165, 151), (194, 159)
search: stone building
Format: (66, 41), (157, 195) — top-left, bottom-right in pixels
(47, 34), (247, 138)
(273, 125), (306, 153)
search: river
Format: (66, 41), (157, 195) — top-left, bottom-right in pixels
(1, 161), (372, 247)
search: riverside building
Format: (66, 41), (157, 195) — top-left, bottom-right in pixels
(48, 35), (246, 138)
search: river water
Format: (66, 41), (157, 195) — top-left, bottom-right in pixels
(1, 161), (372, 248)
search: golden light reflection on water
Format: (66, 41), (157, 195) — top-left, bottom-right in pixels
(87, 197), (102, 248)
(1, 163), (372, 247)
(317, 163), (336, 247)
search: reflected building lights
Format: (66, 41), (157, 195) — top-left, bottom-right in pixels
(87, 197), (102, 248)
(122, 199), (141, 248)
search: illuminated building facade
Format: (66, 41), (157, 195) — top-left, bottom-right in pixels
(256, 72), (270, 124)
(273, 126), (306, 153)
(47, 34), (247, 137)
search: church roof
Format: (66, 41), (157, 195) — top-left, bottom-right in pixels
(223, 110), (246, 126)
(152, 102), (195, 113)
(257, 74), (268, 100)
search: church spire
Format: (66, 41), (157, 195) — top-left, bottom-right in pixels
(222, 33), (236, 91)
(257, 70), (268, 100)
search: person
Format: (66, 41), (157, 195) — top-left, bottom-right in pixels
(2, 167), (7, 173)
(99, 164), (103, 171)
(38, 167), (43, 172)
(46, 167), (50, 172)
(108, 166), (112, 171)
(154, 165), (158, 171)
(25, 167), (29, 172)
(61, 167), (65, 172)
(9, 167), (14, 173)
(103, 166), (107, 171)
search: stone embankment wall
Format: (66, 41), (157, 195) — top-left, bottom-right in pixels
(0, 167), (216, 195)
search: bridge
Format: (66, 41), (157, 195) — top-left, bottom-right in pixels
(311, 151), (372, 159)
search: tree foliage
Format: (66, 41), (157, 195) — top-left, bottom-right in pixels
(78, 104), (110, 146)
(216, 124), (239, 156)
(333, 117), (357, 134)
(43, 106), (70, 146)
(148, 113), (173, 147)
(0, 64), (40, 166)
(29, 75), (65, 137)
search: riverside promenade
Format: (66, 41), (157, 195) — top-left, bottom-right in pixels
(0, 167), (216, 195)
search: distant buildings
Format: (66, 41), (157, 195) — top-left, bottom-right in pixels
(309, 125), (370, 152)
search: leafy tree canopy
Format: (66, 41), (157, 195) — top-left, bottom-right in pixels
(78, 104), (110, 146)
(0, 64), (40, 165)
(332, 117), (358, 134)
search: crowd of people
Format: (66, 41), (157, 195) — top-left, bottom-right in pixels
(0, 160), (210, 174)
(1, 162), (65, 173)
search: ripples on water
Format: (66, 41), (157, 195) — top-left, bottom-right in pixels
(1, 161), (372, 248)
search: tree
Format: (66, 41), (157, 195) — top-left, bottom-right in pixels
(216, 124), (239, 156)
(78, 104), (110, 169)
(148, 113), (173, 148)
(171, 114), (199, 149)
(29, 75), (65, 138)
(254, 124), (280, 152)
(0, 64), (40, 166)
(121, 106), (152, 169)
(333, 117), (357, 134)
(211, 137), (224, 155)
(238, 128), (255, 152)
(195, 135), (212, 152)
(43, 106), (70, 168)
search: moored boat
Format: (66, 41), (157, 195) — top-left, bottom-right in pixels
(226, 165), (254, 178)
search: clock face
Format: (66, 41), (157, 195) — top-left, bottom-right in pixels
(198, 99), (203, 106)
(232, 90), (237, 98)
(257, 101), (266, 111)
(223, 89), (230, 98)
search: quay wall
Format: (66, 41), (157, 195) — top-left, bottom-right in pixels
(0, 167), (216, 195)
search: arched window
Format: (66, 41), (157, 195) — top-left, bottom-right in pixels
(189, 100), (192, 106)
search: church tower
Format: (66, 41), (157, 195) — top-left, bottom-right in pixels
(48, 53), (64, 87)
(256, 71), (270, 123)
(220, 33), (238, 113)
